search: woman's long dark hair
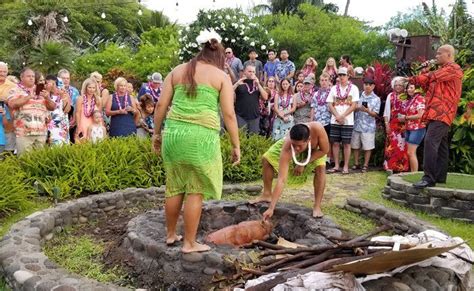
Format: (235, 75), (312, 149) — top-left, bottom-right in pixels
(184, 39), (225, 97)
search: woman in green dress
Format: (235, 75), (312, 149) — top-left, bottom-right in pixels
(152, 30), (240, 253)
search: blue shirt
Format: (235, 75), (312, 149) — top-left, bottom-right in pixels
(354, 91), (381, 133)
(0, 107), (11, 146)
(264, 60), (279, 78)
(275, 60), (295, 80)
(66, 86), (80, 108)
(310, 88), (331, 126)
(138, 83), (161, 103)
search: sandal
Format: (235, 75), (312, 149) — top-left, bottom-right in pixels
(341, 170), (350, 175)
(361, 166), (368, 173)
(351, 165), (361, 170)
(327, 168), (341, 174)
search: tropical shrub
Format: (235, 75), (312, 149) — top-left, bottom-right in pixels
(178, 8), (274, 62)
(0, 133), (273, 216)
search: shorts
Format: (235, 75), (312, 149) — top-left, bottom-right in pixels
(351, 131), (375, 150)
(16, 135), (47, 155)
(329, 124), (353, 144)
(324, 124), (331, 140)
(5, 132), (16, 151)
(406, 128), (426, 145)
(236, 115), (260, 135)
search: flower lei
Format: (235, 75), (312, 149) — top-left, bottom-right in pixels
(147, 82), (161, 102)
(279, 93), (291, 109)
(314, 88), (330, 106)
(83, 95), (96, 118)
(245, 81), (257, 94)
(114, 93), (129, 110)
(299, 90), (312, 103)
(335, 82), (352, 100)
(291, 141), (312, 166)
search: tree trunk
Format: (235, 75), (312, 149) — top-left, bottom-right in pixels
(344, 0), (350, 16)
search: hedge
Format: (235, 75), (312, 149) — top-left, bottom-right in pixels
(0, 134), (273, 216)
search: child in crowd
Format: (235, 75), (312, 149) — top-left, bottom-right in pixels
(351, 78), (380, 172)
(400, 83), (426, 172)
(137, 94), (155, 137)
(87, 110), (106, 143)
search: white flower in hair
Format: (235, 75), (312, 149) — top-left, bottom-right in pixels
(195, 29), (222, 44)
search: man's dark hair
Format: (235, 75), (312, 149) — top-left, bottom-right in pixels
(248, 47), (257, 54)
(45, 75), (57, 82)
(290, 124), (310, 141)
(280, 48), (289, 53)
(268, 49), (276, 54)
(341, 55), (352, 65)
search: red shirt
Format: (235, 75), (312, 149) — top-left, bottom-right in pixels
(410, 62), (463, 126)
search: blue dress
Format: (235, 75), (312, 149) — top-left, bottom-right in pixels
(109, 94), (136, 137)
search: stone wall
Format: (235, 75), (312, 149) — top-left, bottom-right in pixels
(0, 184), (262, 291)
(383, 173), (474, 222)
(344, 197), (439, 234)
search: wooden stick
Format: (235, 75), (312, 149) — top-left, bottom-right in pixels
(261, 241), (397, 256)
(247, 225), (392, 291)
(252, 240), (287, 250)
(241, 267), (268, 276)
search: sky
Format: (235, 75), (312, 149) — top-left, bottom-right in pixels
(143, 0), (474, 27)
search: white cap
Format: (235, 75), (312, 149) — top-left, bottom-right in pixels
(337, 67), (348, 75)
(151, 72), (163, 83)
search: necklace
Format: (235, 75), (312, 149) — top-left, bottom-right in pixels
(336, 82), (352, 100)
(279, 93), (291, 109)
(315, 88), (330, 106)
(147, 82), (160, 102)
(291, 141), (312, 166)
(244, 81), (257, 94)
(114, 93), (129, 110)
(83, 95), (96, 118)
(299, 90), (312, 103)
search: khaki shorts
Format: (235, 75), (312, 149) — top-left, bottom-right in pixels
(16, 135), (47, 155)
(5, 132), (16, 151)
(351, 131), (375, 151)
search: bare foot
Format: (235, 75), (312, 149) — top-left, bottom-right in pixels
(313, 208), (324, 218)
(166, 234), (183, 246)
(249, 195), (272, 204)
(182, 241), (211, 253)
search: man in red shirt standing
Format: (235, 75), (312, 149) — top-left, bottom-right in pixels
(409, 45), (463, 188)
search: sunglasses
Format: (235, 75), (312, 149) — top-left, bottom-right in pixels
(338, 74), (347, 76)
(225, 52), (232, 54)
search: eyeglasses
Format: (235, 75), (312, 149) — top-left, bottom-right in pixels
(268, 80), (275, 82)
(338, 74), (347, 76)
(225, 52), (232, 54)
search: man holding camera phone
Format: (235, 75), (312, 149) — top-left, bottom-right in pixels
(233, 64), (268, 135)
(350, 78), (380, 172)
(7, 68), (55, 155)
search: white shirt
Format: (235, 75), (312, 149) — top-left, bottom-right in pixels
(326, 83), (360, 126)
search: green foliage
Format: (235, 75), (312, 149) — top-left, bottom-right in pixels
(252, 0), (337, 15)
(178, 8), (274, 62)
(44, 234), (126, 283)
(0, 133), (272, 216)
(261, 4), (393, 68)
(221, 132), (273, 182)
(74, 26), (179, 82)
(0, 158), (35, 217)
(29, 41), (76, 74)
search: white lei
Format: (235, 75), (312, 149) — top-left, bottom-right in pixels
(291, 141), (312, 166)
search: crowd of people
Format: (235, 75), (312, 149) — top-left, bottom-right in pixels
(226, 47), (437, 175)
(0, 63), (163, 155)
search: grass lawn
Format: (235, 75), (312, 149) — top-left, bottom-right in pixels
(0, 198), (51, 238)
(402, 172), (474, 190)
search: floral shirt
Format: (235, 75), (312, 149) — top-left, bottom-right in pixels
(409, 62), (463, 126)
(8, 85), (50, 137)
(48, 94), (70, 145)
(275, 60), (296, 80)
(404, 94), (426, 131)
(354, 91), (381, 133)
(310, 88), (331, 126)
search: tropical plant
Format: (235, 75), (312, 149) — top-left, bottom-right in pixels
(253, 0), (338, 15)
(178, 8), (273, 62)
(260, 4), (393, 68)
(29, 41), (76, 74)
(364, 62), (394, 101)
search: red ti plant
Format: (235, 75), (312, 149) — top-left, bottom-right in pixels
(364, 61), (394, 102)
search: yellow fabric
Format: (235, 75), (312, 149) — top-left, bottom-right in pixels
(0, 80), (16, 102)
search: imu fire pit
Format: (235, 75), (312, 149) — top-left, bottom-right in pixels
(124, 201), (349, 289)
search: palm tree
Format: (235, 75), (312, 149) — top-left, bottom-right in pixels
(343, 0), (350, 16)
(28, 41), (76, 74)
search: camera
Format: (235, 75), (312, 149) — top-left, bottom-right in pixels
(362, 101), (368, 108)
(56, 77), (64, 90)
